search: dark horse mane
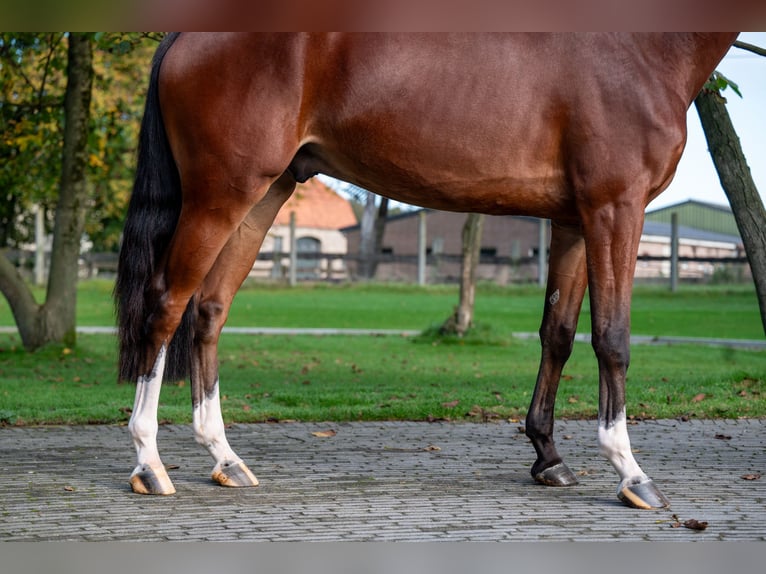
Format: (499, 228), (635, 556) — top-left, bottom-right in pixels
(115, 32), (192, 382)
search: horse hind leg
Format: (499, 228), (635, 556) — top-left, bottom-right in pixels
(128, 344), (176, 494)
(191, 175), (295, 488)
(526, 222), (587, 487)
(127, 173), (282, 495)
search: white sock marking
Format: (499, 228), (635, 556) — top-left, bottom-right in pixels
(128, 345), (166, 473)
(193, 378), (240, 466)
(598, 409), (648, 489)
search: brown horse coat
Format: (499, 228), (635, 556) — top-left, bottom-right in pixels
(117, 33), (737, 505)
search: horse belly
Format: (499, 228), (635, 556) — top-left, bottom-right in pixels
(304, 119), (573, 219)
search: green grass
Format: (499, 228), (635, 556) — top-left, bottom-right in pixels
(0, 280), (763, 425)
(3, 279), (761, 339)
(0, 327), (763, 425)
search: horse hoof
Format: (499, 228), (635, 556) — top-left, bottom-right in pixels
(212, 460), (259, 488)
(533, 462), (579, 486)
(130, 464), (176, 495)
(618, 479), (670, 509)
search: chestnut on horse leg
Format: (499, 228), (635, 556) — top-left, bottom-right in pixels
(526, 222), (587, 487)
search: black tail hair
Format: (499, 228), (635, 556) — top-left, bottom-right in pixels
(115, 32), (195, 382)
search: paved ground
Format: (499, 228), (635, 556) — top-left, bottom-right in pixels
(1, 418), (764, 541)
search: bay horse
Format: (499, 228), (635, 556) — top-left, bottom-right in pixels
(116, 33), (737, 508)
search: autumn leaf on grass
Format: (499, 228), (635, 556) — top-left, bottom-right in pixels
(311, 429), (337, 438)
(691, 393), (706, 403)
(441, 400), (460, 408)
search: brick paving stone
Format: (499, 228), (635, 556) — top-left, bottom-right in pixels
(0, 420), (763, 541)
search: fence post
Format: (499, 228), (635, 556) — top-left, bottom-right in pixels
(417, 210), (427, 286)
(271, 236), (283, 279)
(34, 205), (46, 286)
(538, 218), (547, 287)
(670, 212), (679, 292)
(289, 211), (297, 286)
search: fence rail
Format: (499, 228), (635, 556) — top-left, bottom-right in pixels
(3, 249), (752, 285)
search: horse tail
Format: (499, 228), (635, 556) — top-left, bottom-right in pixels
(115, 32), (194, 383)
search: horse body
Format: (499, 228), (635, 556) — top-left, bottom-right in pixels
(117, 33), (737, 506)
(162, 34), (714, 217)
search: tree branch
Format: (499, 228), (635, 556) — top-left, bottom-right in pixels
(0, 45), (37, 94)
(733, 40), (766, 57)
(36, 33), (65, 112)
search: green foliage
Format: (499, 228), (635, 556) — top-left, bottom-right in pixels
(0, 33), (66, 246)
(84, 33), (162, 251)
(0, 33), (160, 252)
(704, 70), (742, 98)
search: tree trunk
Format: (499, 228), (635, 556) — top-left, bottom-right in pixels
(358, 192), (389, 280)
(357, 191), (377, 280)
(0, 253), (43, 345)
(694, 88), (766, 336)
(441, 213), (484, 336)
(373, 196), (389, 273)
(0, 33), (93, 350)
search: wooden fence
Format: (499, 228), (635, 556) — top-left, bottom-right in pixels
(4, 249), (751, 286)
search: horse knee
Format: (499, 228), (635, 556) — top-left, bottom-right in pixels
(591, 325), (630, 370)
(540, 320), (577, 363)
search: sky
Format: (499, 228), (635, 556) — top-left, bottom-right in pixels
(650, 32), (765, 210)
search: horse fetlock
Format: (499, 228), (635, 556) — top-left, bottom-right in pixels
(128, 417), (158, 446)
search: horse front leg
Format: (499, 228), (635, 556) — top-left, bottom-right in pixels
(191, 175), (295, 488)
(526, 222), (588, 487)
(583, 203), (670, 509)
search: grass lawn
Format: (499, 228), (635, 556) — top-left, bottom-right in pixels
(2, 279), (762, 338)
(0, 280), (763, 425)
